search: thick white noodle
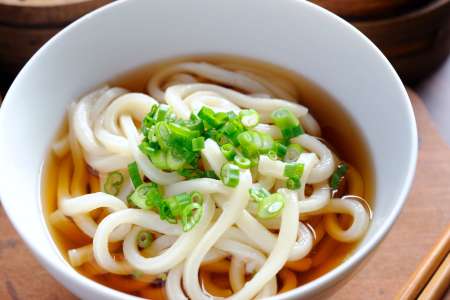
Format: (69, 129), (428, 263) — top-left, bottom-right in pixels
(292, 134), (335, 183)
(230, 256), (245, 292)
(183, 170), (252, 300)
(122, 197), (215, 274)
(93, 209), (183, 274)
(165, 84), (308, 120)
(60, 192), (131, 241)
(68, 244), (93, 267)
(228, 189), (299, 300)
(166, 264), (188, 300)
(148, 62), (270, 101)
(165, 178), (231, 197)
(72, 87), (110, 156)
(201, 139), (227, 176)
(184, 91), (241, 115)
(323, 198), (370, 242)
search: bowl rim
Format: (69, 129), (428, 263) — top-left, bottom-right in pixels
(0, 0), (418, 299)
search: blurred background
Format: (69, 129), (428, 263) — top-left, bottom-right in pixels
(0, 0), (449, 141)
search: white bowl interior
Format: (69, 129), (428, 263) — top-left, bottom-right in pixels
(0, 0), (417, 299)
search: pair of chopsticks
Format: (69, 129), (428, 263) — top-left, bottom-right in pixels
(397, 224), (450, 300)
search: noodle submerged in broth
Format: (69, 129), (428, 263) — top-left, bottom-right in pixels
(42, 55), (373, 300)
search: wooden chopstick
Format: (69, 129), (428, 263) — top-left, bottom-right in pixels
(418, 253), (450, 300)
(397, 224), (450, 300)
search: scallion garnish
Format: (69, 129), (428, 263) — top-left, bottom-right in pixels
(129, 183), (159, 209)
(330, 163), (348, 189)
(285, 143), (303, 162)
(271, 108), (304, 139)
(104, 171), (124, 196)
(240, 109), (259, 128)
(198, 106), (227, 129)
(249, 186), (270, 202)
(204, 170), (219, 179)
(191, 137), (205, 152)
(166, 149), (186, 171)
(274, 142), (287, 159)
(181, 202), (203, 232)
(257, 193), (285, 219)
(137, 230), (153, 249)
(178, 168), (205, 179)
(221, 143), (236, 161)
(220, 163), (240, 187)
(286, 177), (301, 190)
(165, 193), (191, 216)
(284, 162), (304, 179)
(128, 162), (143, 188)
(234, 155), (251, 169)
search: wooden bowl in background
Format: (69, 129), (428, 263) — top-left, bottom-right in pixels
(0, 0), (111, 83)
(310, 0), (431, 19)
(351, 0), (450, 84)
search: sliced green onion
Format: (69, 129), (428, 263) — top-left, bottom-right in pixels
(204, 170), (219, 179)
(139, 140), (157, 157)
(149, 150), (168, 170)
(267, 150), (278, 160)
(286, 177), (301, 190)
(285, 144), (303, 162)
(181, 202), (203, 232)
(168, 122), (199, 141)
(137, 230), (153, 249)
(257, 193), (285, 219)
(271, 108), (304, 139)
(190, 191), (203, 204)
(166, 149), (186, 171)
(237, 130), (273, 157)
(234, 155), (251, 169)
(129, 183), (159, 209)
(259, 131), (274, 154)
(240, 109), (260, 128)
(104, 171), (124, 196)
(178, 168), (204, 179)
(159, 201), (177, 223)
(249, 186), (270, 202)
(221, 119), (245, 145)
(220, 163), (240, 187)
(191, 137), (205, 152)
(281, 126), (304, 140)
(284, 162), (304, 179)
(198, 107), (227, 128)
(128, 162), (143, 188)
(227, 111), (239, 120)
(153, 104), (172, 122)
(330, 163), (348, 189)
(220, 143), (236, 161)
(165, 192), (191, 216)
(155, 122), (171, 149)
(271, 108), (299, 128)
(237, 131), (259, 157)
(274, 142), (287, 158)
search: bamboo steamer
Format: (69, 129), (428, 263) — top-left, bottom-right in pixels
(351, 0), (450, 83)
(0, 0), (111, 82)
(310, 0), (430, 18)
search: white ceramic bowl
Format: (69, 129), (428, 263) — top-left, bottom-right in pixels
(0, 0), (417, 299)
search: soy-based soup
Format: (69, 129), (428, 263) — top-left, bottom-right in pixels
(42, 55), (374, 299)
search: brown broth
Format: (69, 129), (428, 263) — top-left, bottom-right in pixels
(42, 54), (374, 299)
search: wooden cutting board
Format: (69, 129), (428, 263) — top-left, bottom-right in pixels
(0, 90), (449, 299)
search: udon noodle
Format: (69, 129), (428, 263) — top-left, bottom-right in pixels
(43, 56), (372, 300)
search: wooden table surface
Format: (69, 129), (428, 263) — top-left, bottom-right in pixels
(0, 90), (449, 299)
